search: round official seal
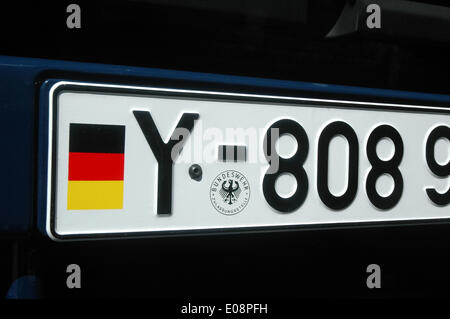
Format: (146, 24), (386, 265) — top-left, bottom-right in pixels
(210, 170), (250, 215)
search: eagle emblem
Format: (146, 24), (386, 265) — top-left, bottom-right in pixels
(219, 180), (241, 205)
(210, 170), (250, 215)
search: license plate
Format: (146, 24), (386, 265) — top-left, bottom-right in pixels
(44, 81), (450, 240)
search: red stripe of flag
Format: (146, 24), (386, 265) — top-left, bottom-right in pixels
(68, 152), (124, 181)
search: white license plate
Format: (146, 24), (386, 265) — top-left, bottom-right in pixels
(45, 81), (450, 240)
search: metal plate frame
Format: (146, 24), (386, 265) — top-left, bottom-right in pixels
(44, 80), (450, 241)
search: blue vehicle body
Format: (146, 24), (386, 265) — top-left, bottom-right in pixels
(1, 55), (450, 237)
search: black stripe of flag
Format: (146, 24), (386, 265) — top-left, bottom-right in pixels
(69, 123), (125, 154)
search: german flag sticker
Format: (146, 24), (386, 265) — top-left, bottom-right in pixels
(67, 123), (125, 210)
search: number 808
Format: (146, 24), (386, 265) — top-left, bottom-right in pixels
(262, 120), (450, 213)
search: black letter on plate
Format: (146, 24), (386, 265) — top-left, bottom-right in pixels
(317, 121), (359, 210)
(425, 125), (450, 206)
(133, 111), (199, 215)
(263, 119), (309, 213)
(366, 124), (403, 210)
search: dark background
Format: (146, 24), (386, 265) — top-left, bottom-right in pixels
(1, 0), (450, 303)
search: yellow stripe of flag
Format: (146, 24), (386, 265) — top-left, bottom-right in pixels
(67, 181), (124, 210)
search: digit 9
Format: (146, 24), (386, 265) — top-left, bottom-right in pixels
(425, 125), (450, 206)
